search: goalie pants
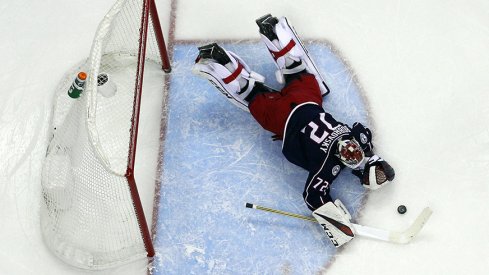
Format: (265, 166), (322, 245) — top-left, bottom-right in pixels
(248, 73), (323, 137)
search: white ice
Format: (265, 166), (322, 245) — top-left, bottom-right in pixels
(1, 0), (489, 274)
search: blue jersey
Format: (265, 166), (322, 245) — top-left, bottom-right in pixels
(282, 103), (372, 211)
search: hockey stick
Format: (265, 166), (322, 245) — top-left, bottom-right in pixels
(245, 203), (432, 244)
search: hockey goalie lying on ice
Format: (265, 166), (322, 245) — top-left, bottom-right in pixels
(192, 14), (395, 247)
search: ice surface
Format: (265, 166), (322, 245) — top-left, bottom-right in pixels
(153, 43), (368, 274)
(1, 0), (489, 274)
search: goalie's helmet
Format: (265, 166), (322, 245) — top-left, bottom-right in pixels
(337, 138), (365, 169)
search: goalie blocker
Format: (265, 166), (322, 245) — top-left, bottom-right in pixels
(311, 155), (395, 247)
(312, 200), (355, 247)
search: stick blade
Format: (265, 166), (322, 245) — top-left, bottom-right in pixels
(390, 207), (433, 244)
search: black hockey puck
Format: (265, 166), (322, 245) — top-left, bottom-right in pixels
(397, 205), (407, 214)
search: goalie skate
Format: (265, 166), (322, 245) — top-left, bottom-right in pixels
(256, 14), (330, 96)
(193, 43), (265, 112)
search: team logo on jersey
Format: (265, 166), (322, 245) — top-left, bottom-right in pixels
(360, 133), (368, 144)
(332, 165), (341, 176)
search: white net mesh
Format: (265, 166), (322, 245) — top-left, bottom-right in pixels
(41, 0), (167, 269)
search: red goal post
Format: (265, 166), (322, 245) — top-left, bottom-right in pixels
(41, 0), (170, 270)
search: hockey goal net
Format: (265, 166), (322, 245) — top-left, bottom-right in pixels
(41, 0), (170, 269)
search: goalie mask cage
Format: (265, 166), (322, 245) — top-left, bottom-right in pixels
(41, 0), (170, 270)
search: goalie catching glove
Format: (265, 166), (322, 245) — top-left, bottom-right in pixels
(352, 155), (395, 190)
(312, 200), (355, 247)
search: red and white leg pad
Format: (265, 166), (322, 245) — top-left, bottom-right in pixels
(260, 17), (330, 96)
(193, 50), (265, 112)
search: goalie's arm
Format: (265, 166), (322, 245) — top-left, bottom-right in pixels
(302, 172), (334, 211)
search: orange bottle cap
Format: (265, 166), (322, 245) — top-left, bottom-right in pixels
(78, 72), (87, 80)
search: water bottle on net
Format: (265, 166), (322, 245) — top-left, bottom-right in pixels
(67, 72), (87, 98)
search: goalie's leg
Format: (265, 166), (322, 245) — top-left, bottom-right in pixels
(193, 43), (266, 112)
(256, 14), (330, 96)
